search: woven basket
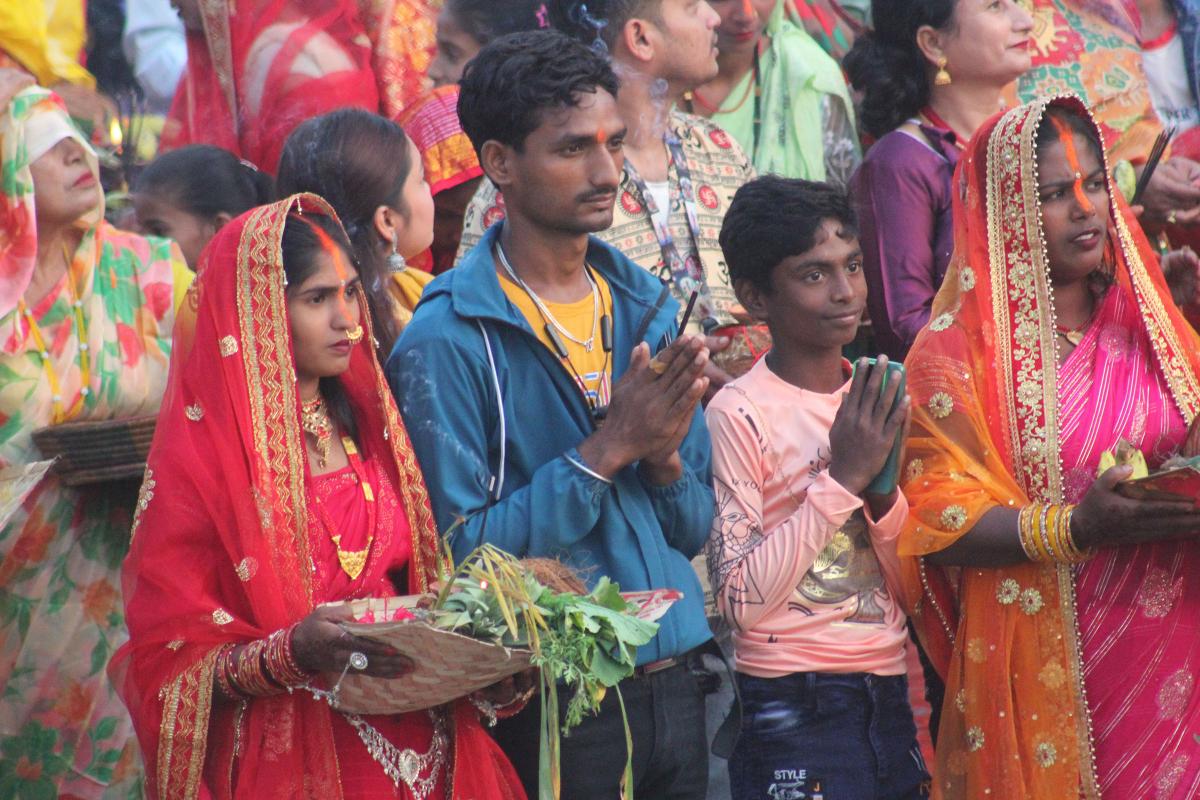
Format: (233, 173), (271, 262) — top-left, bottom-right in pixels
(328, 596), (532, 715)
(31, 415), (156, 486)
(324, 589), (682, 715)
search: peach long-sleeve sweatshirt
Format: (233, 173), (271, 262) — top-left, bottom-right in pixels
(705, 357), (910, 678)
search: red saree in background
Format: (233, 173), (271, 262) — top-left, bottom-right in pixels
(164, 0), (434, 173)
(109, 194), (524, 799)
(899, 95), (1200, 798)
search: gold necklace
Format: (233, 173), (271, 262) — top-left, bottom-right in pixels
(311, 436), (376, 581)
(301, 395), (334, 469)
(1055, 303), (1098, 347)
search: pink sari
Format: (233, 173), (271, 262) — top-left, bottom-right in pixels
(1057, 285), (1200, 799)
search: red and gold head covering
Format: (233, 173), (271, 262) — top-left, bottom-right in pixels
(397, 84), (483, 197)
(110, 194), (446, 799)
(898, 94), (1200, 798)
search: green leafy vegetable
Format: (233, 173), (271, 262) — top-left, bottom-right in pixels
(430, 545), (659, 800)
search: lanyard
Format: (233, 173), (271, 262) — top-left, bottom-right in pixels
(622, 134), (718, 330)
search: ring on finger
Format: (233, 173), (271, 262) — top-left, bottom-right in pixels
(1168, 210), (1178, 225)
(349, 651), (369, 671)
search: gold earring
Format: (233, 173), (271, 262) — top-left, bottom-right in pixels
(346, 325), (364, 345)
(934, 57), (952, 86)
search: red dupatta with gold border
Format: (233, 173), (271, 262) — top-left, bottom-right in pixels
(898, 95), (1200, 799)
(109, 195), (509, 799)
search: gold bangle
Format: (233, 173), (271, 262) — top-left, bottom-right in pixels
(1044, 505), (1064, 562)
(1018, 504), (1043, 561)
(1018, 504), (1033, 560)
(1037, 504), (1054, 561)
(1019, 503), (1091, 564)
(1056, 504), (1090, 563)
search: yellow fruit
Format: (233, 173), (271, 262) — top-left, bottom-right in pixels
(1097, 439), (1148, 479)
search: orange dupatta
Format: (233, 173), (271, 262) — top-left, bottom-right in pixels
(898, 95), (1200, 798)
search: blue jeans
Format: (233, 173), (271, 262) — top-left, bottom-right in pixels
(729, 672), (930, 800)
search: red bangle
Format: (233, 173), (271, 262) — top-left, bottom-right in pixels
(215, 644), (238, 699)
(494, 686), (537, 719)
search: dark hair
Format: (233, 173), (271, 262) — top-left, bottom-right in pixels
(276, 109), (414, 357)
(446, 0), (547, 43)
(281, 212), (360, 441)
(547, 0), (660, 51)
(719, 176), (859, 294)
(135, 145), (275, 219)
(844, 0), (957, 139)
(458, 30), (619, 156)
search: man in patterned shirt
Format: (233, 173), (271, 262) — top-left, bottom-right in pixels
(455, 0), (761, 382)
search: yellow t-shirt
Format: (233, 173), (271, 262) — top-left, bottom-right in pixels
(500, 269), (613, 411)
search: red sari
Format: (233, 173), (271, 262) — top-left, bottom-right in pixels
(164, 0), (434, 173)
(110, 194), (524, 799)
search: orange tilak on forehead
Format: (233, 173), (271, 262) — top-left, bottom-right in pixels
(305, 218), (357, 321)
(595, 128), (607, 144)
(742, 0), (754, 16)
(1048, 115), (1095, 215)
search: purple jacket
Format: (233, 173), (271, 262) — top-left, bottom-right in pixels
(850, 124), (959, 360)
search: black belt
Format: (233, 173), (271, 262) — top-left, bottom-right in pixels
(632, 642), (710, 678)
(633, 654), (685, 677)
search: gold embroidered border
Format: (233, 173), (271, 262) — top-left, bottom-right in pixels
(917, 557), (956, 646)
(1117, 214), (1200, 420)
(197, 0), (237, 138)
(987, 107), (1017, 473)
(367, 306), (443, 591)
(985, 96), (1100, 797)
(156, 647), (221, 800)
(988, 99), (1061, 500)
(236, 199), (314, 608)
(1056, 564), (1100, 799)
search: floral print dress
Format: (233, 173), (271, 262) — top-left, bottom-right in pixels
(0, 215), (187, 797)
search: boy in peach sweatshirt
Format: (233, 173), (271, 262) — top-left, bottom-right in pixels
(706, 176), (929, 799)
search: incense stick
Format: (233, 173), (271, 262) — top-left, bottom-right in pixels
(677, 289), (699, 337)
(648, 290), (701, 374)
(1130, 126), (1176, 207)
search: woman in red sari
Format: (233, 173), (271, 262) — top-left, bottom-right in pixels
(110, 194), (525, 799)
(900, 95), (1200, 798)
(164, 0), (435, 172)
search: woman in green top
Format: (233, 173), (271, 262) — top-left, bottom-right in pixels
(688, 0), (860, 187)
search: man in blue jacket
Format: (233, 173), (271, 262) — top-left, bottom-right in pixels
(388, 28), (715, 800)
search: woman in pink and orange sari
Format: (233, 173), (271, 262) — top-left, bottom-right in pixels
(900, 94), (1200, 798)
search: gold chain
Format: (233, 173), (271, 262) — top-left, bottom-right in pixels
(300, 395), (334, 468)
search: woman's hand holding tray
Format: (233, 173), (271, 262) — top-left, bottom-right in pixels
(323, 590), (681, 714)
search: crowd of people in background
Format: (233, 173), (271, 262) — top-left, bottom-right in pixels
(3, 0), (1200, 799)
